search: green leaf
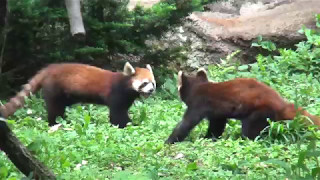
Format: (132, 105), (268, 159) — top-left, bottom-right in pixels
(238, 65), (249, 71)
(297, 151), (307, 168)
(251, 42), (260, 47)
(186, 162), (198, 171)
(0, 167), (8, 178)
(316, 14), (320, 28)
(265, 159), (291, 173)
(62, 161), (71, 168)
(312, 167), (320, 178)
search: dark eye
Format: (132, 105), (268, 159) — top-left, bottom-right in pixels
(139, 82), (149, 89)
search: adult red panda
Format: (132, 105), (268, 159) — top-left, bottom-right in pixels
(165, 68), (320, 144)
(0, 62), (156, 128)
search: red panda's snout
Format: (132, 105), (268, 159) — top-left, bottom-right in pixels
(132, 79), (156, 97)
(123, 62), (156, 97)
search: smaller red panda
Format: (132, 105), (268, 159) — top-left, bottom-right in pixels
(165, 68), (320, 144)
(0, 62), (156, 128)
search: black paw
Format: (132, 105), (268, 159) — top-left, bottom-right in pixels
(165, 138), (176, 144)
(211, 136), (218, 142)
(204, 135), (218, 142)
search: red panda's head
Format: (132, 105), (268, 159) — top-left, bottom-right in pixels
(123, 62), (156, 97)
(177, 68), (208, 102)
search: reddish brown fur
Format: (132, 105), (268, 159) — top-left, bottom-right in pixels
(166, 70), (320, 144)
(133, 68), (155, 82)
(0, 63), (155, 127)
(194, 79), (320, 123)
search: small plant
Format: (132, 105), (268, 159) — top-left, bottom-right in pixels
(251, 14), (320, 78)
(2, 12), (320, 180)
(251, 35), (277, 52)
(258, 117), (320, 144)
(264, 140), (320, 179)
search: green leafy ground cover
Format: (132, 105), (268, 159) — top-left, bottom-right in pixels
(1, 65), (320, 179)
(1, 16), (320, 180)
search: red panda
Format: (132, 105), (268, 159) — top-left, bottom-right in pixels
(165, 68), (320, 144)
(0, 62), (156, 128)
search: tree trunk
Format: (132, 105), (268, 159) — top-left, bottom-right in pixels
(65, 0), (86, 37)
(0, 0), (8, 74)
(0, 117), (56, 179)
(0, 0), (6, 28)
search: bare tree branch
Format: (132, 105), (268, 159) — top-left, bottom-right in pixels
(65, 0), (86, 37)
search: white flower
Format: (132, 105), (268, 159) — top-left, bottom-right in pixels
(74, 163), (82, 170)
(27, 109), (32, 114)
(82, 160), (88, 165)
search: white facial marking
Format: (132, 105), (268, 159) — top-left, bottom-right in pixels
(141, 82), (154, 93)
(141, 79), (155, 93)
(132, 80), (143, 91)
(131, 79), (155, 94)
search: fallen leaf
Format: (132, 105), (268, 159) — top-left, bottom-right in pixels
(48, 124), (62, 133)
(174, 153), (185, 159)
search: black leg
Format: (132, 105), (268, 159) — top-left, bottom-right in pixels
(204, 117), (227, 140)
(45, 99), (66, 126)
(43, 87), (68, 126)
(165, 108), (203, 144)
(241, 110), (272, 140)
(109, 107), (131, 128)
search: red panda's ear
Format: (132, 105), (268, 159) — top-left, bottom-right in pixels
(146, 64), (153, 74)
(123, 62), (136, 76)
(177, 71), (185, 89)
(196, 68), (208, 82)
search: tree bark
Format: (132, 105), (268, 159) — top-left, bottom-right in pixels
(0, 0), (6, 28)
(0, 117), (56, 179)
(0, 0), (8, 74)
(65, 0), (86, 37)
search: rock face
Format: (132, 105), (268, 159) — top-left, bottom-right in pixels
(130, 0), (320, 68)
(185, 0), (320, 67)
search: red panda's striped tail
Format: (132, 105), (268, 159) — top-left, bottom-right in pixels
(0, 69), (47, 118)
(301, 109), (320, 128)
(279, 103), (320, 128)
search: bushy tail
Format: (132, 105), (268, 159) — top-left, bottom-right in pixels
(279, 103), (320, 128)
(0, 69), (47, 118)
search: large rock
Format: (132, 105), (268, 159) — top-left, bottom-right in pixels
(189, 0), (320, 65)
(141, 0), (320, 69)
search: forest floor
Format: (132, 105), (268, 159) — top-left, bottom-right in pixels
(1, 61), (320, 179)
